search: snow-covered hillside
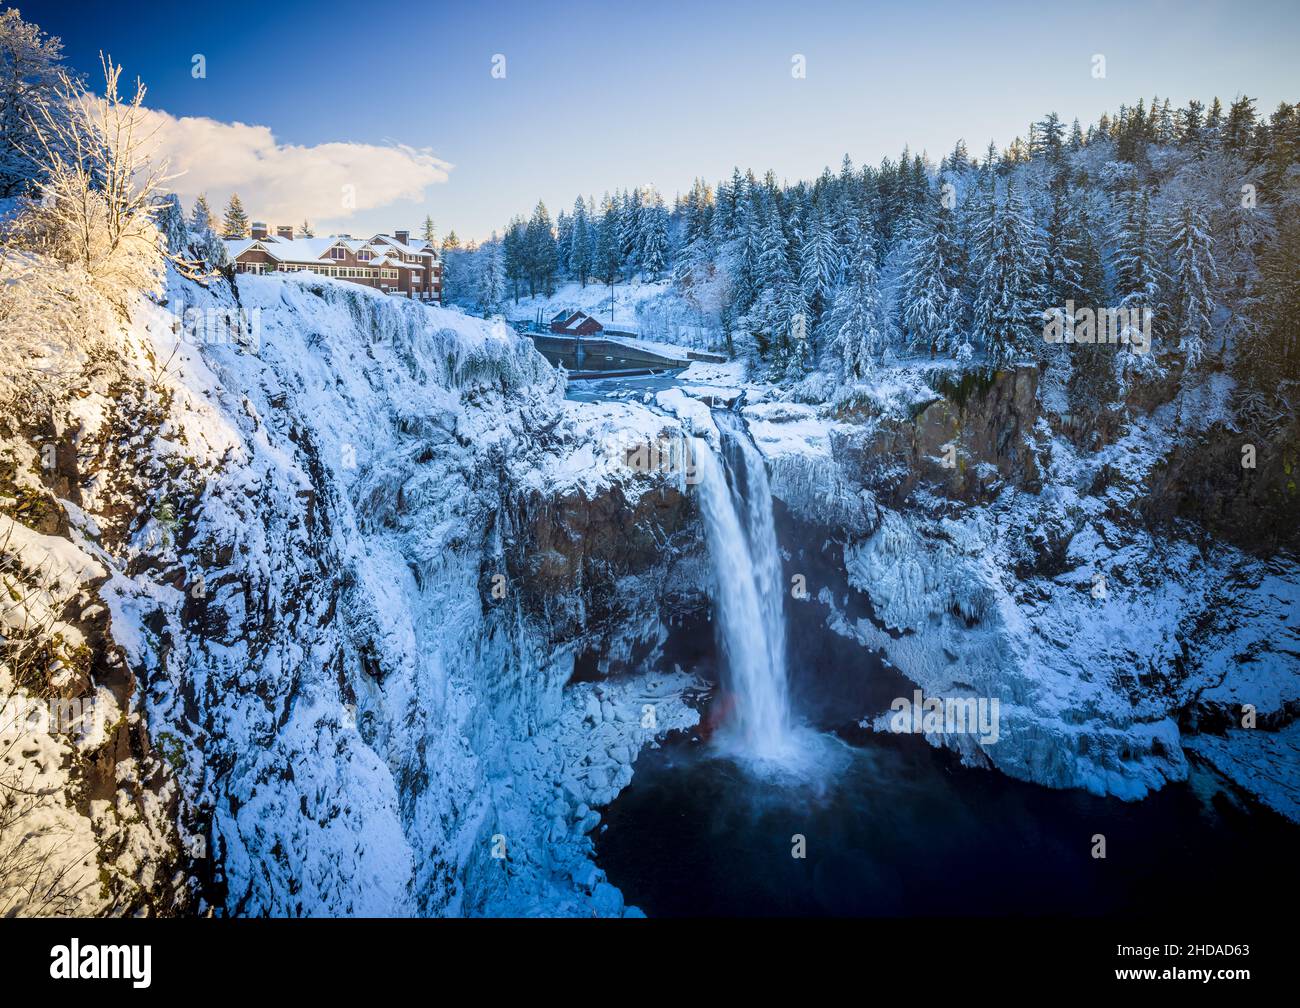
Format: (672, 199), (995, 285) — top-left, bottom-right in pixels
(1, 269), (710, 916)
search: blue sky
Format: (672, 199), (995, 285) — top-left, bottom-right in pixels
(19, 0), (1300, 241)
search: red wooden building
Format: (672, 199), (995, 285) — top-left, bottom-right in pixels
(549, 310), (604, 336)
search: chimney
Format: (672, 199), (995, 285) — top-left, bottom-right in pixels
(277, 224), (295, 241)
(251, 221), (268, 240)
(394, 229), (410, 245)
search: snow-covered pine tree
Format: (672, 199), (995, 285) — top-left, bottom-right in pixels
(617, 188), (642, 272)
(422, 215), (436, 244)
(1241, 206), (1300, 389)
(820, 220), (890, 382)
(478, 235), (505, 314)
(971, 179), (1045, 366)
(797, 205), (841, 323)
(729, 192), (762, 315)
(745, 201), (801, 372)
(1211, 167), (1272, 361)
(186, 195), (227, 271)
(680, 178), (713, 248)
(896, 193), (966, 358)
(502, 217), (526, 301)
(189, 195), (216, 235)
(1055, 189), (1106, 307)
(523, 202), (556, 296)
(222, 194), (250, 238)
(593, 194), (620, 289)
(554, 209), (572, 277)
(568, 197), (591, 285)
(1112, 185), (1164, 333)
(1165, 199), (1218, 370)
(1050, 187), (1111, 408)
(638, 189), (670, 279)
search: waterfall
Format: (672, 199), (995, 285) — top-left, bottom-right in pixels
(692, 412), (793, 760)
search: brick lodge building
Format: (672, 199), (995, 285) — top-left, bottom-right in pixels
(226, 223), (442, 301)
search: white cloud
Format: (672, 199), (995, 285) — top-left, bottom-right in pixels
(143, 108), (452, 225)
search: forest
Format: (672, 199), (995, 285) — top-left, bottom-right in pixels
(442, 97), (1298, 427)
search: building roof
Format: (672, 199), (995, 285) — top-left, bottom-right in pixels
(371, 234), (436, 258)
(554, 311), (602, 332)
(224, 238), (261, 258)
(225, 230), (441, 267)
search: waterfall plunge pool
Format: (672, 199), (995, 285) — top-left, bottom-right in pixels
(591, 415), (1300, 917)
(595, 717), (1300, 916)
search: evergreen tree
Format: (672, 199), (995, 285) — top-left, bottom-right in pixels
(502, 217), (527, 301)
(1242, 209), (1300, 387)
(730, 191), (762, 313)
(897, 195), (966, 358)
(523, 201), (557, 295)
(554, 208), (572, 277)
(1165, 200), (1218, 370)
(189, 194), (216, 234)
(821, 222), (890, 382)
(617, 188), (641, 271)
(422, 214), (436, 244)
(1223, 96), (1257, 152)
(971, 180), (1045, 366)
(568, 197), (591, 285)
(1032, 112), (1065, 163)
(1112, 186), (1164, 320)
(593, 194), (620, 289)
(1057, 191), (1107, 306)
(797, 206), (841, 323)
(222, 194), (250, 238)
(186, 194), (227, 269)
(638, 189), (670, 278)
(300, 219), (314, 238)
(479, 234), (505, 314)
(1180, 99), (1205, 146)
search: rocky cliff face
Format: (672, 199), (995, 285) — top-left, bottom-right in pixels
(0, 270), (707, 917)
(741, 358), (1298, 818)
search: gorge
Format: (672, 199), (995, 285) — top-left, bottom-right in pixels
(2, 265), (1298, 918)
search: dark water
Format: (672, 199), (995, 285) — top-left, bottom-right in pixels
(595, 727), (1300, 917)
(596, 586), (1300, 917)
(540, 349), (648, 372)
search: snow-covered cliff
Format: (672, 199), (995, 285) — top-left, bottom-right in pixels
(741, 364), (1300, 815)
(1, 269), (705, 916)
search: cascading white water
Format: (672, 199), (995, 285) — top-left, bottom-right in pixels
(692, 413), (793, 760)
